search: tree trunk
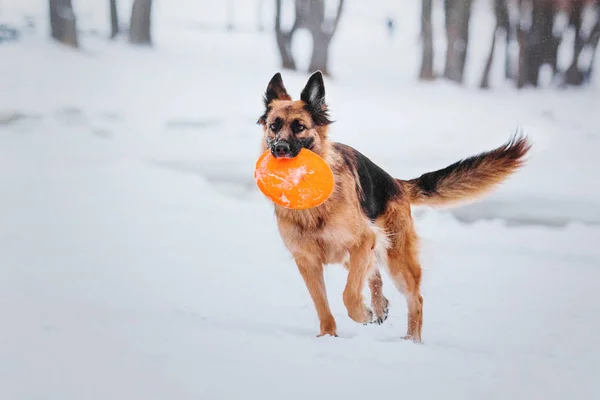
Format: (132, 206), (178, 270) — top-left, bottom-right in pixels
(498, 0), (512, 79)
(110, 0), (119, 39)
(480, 0), (510, 88)
(49, 0), (78, 48)
(564, 1), (585, 85)
(275, 0), (297, 70)
(274, 0), (344, 75)
(305, 0), (344, 76)
(226, 0), (235, 31)
(517, 0), (558, 87)
(443, 0), (473, 84)
(129, 0), (152, 46)
(308, 32), (332, 75)
(583, 18), (600, 83)
(480, 26), (498, 89)
(504, 15), (513, 79)
(517, 26), (528, 87)
(419, 0), (435, 80)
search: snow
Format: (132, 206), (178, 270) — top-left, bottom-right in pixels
(1, 0), (600, 399)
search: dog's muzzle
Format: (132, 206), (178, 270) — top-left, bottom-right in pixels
(271, 140), (294, 158)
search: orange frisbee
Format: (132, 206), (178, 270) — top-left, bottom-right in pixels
(254, 148), (335, 209)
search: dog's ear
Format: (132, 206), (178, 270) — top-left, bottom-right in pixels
(264, 72), (291, 105)
(258, 73), (291, 125)
(300, 71), (331, 126)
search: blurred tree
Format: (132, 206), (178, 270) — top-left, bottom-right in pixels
(516, 0), (560, 88)
(426, 0), (599, 89)
(480, 0), (511, 88)
(479, 0), (599, 89)
(564, 0), (587, 84)
(49, 0), (78, 48)
(129, 0), (152, 46)
(110, 0), (119, 39)
(419, 0), (472, 83)
(583, 8), (600, 82)
(227, 0), (235, 31)
(419, 0), (435, 80)
(275, 0), (299, 70)
(275, 0), (345, 76)
(306, 0), (344, 74)
(443, 0), (473, 84)
(563, 0), (600, 86)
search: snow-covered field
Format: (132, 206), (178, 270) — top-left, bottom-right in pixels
(1, 1), (600, 399)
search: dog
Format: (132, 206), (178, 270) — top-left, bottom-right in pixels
(256, 71), (531, 342)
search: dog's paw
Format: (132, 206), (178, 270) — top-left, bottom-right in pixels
(317, 332), (338, 338)
(362, 308), (389, 326)
(372, 297), (389, 325)
(401, 335), (422, 344)
(378, 298), (390, 324)
(362, 308), (374, 325)
(317, 320), (338, 337)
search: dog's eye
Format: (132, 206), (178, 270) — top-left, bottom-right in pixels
(269, 118), (282, 132)
(292, 123), (305, 134)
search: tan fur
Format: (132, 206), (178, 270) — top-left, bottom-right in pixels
(258, 74), (531, 342)
(260, 100), (329, 157)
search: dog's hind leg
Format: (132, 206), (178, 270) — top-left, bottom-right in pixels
(294, 255), (337, 337)
(385, 223), (423, 343)
(369, 270), (389, 324)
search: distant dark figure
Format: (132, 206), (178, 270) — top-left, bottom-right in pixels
(386, 17), (395, 38)
(25, 16), (36, 31)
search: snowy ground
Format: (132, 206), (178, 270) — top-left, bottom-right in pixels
(1, 1), (600, 399)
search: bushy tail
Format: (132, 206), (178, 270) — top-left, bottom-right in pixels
(401, 133), (532, 207)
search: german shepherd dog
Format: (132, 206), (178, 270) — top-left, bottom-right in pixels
(257, 71), (531, 342)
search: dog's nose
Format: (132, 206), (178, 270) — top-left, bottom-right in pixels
(272, 141), (291, 157)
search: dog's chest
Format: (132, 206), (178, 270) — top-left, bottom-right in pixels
(275, 201), (366, 264)
(317, 224), (356, 264)
(307, 216), (361, 264)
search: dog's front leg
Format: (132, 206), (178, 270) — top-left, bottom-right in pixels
(294, 255), (337, 337)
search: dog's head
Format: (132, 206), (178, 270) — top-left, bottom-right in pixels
(257, 71), (332, 158)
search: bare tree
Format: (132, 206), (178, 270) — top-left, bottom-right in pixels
(516, 0), (560, 88)
(49, 0), (78, 48)
(227, 0), (235, 31)
(443, 0), (473, 84)
(563, 1), (600, 86)
(424, 0), (599, 89)
(110, 0), (119, 39)
(129, 0), (153, 46)
(583, 15), (600, 83)
(275, 0), (299, 70)
(305, 0), (344, 75)
(274, 0), (345, 76)
(480, 0), (511, 88)
(564, 1), (587, 84)
(419, 0), (435, 80)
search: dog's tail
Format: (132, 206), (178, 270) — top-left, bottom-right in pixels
(400, 133), (532, 207)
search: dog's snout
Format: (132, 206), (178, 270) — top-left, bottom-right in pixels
(272, 141), (291, 158)
(275, 142), (290, 154)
